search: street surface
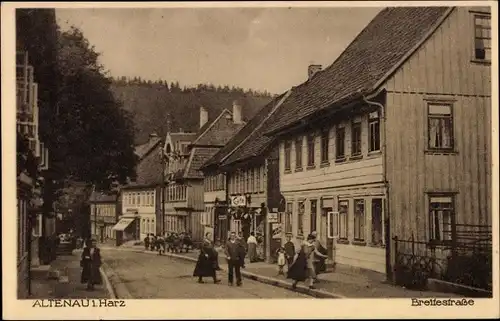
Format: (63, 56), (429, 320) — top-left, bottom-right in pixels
(102, 249), (309, 299)
(30, 254), (109, 299)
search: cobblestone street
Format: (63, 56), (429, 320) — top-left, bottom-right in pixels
(101, 249), (309, 299)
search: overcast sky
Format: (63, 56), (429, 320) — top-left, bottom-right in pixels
(56, 7), (382, 94)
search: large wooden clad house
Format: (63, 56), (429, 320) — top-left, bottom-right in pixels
(262, 6), (492, 278)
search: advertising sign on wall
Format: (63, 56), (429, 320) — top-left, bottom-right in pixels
(230, 195), (247, 207)
(267, 212), (279, 223)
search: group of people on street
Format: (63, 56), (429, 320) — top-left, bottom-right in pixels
(192, 230), (328, 289)
(144, 232), (193, 255)
(285, 231), (328, 289)
(193, 231), (246, 286)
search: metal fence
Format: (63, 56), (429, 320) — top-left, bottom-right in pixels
(393, 224), (492, 291)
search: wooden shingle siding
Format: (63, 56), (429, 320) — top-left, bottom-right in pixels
(384, 7), (491, 241)
(385, 8), (491, 96)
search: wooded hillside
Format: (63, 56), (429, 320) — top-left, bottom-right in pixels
(110, 77), (274, 144)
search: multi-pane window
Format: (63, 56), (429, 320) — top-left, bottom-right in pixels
(429, 195), (454, 242)
(371, 199), (383, 245)
(351, 120), (362, 157)
(297, 201), (305, 236)
(256, 169), (261, 193)
(428, 103), (454, 150)
(295, 136), (303, 170)
(320, 128), (329, 163)
(307, 134), (315, 167)
(246, 170), (251, 191)
(338, 200), (349, 240)
(474, 14), (491, 61)
(250, 170), (255, 192)
(284, 140), (291, 171)
(335, 127), (346, 160)
(369, 112), (381, 152)
(354, 199), (365, 241)
(310, 199), (318, 233)
(285, 202), (293, 233)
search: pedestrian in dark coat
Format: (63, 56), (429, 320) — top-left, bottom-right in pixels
(283, 234), (296, 267)
(224, 231), (246, 286)
(80, 238), (102, 290)
(193, 232), (221, 284)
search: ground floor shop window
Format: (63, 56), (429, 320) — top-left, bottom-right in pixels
(285, 202), (293, 233)
(297, 201), (305, 236)
(371, 198), (383, 245)
(353, 199), (365, 241)
(338, 200), (349, 240)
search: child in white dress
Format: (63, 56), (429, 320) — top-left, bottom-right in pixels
(276, 246), (286, 276)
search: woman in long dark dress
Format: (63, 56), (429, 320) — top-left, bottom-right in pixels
(80, 238), (102, 291)
(287, 234), (327, 289)
(193, 232), (221, 284)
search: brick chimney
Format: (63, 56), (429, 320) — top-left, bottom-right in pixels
(308, 64), (322, 80)
(199, 106), (208, 129)
(232, 100), (243, 124)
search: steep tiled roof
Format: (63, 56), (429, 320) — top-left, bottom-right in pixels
(134, 141), (163, 185)
(135, 136), (162, 160)
(202, 92), (289, 170)
(89, 192), (117, 203)
(191, 109), (246, 147)
(264, 7), (452, 135)
(169, 132), (197, 145)
(183, 147), (221, 179)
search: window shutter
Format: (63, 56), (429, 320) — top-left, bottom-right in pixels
(327, 211), (339, 239)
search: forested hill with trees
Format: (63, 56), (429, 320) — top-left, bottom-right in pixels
(110, 77), (274, 144)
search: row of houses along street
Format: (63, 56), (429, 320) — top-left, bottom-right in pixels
(88, 5), (492, 294)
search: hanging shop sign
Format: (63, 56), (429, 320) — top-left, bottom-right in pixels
(267, 212), (279, 223)
(230, 195), (247, 207)
(271, 223), (282, 239)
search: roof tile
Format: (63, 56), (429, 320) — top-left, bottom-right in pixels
(264, 7), (450, 135)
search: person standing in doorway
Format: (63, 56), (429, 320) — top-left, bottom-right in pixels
(224, 231), (246, 286)
(246, 232), (258, 263)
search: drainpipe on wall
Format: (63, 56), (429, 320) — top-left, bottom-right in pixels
(363, 94), (392, 282)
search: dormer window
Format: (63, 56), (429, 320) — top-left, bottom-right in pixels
(473, 13), (491, 62)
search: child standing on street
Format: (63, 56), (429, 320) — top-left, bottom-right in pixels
(276, 246), (287, 276)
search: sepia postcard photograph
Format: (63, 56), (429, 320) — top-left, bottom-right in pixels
(2, 1), (499, 319)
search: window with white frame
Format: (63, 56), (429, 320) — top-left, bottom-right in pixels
(335, 126), (346, 161)
(429, 195), (454, 242)
(320, 128), (329, 163)
(351, 119), (362, 157)
(284, 140), (291, 171)
(306, 134), (315, 167)
(353, 199), (365, 241)
(428, 103), (454, 151)
(327, 211), (339, 239)
(295, 136), (303, 170)
(369, 111), (381, 152)
(473, 13), (491, 61)
(338, 200), (349, 240)
(285, 202), (293, 234)
(371, 198), (384, 245)
(297, 201), (305, 236)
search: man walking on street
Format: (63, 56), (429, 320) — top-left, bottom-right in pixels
(224, 231), (246, 287)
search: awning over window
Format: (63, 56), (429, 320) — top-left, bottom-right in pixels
(112, 218), (135, 231)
